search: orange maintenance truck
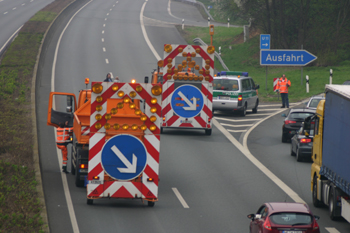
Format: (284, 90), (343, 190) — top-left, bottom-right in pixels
(47, 78), (162, 206)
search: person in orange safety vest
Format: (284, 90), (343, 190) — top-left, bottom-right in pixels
(276, 74), (291, 108)
(56, 121), (73, 173)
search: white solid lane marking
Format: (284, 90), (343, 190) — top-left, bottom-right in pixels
(214, 118), (305, 203)
(246, 113), (270, 116)
(227, 129), (247, 133)
(140, 2), (161, 60)
(105, 59), (109, 64)
(0, 26), (23, 54)
(172, 188), (189, 208)
(325, 228), (341, 233)
(103, 47), (106, 52)
(215, 117), (260, 122)
(51, 1), (94, 233)
(221, 123), (253, 127)
(101, 38), (104, 42)
(102, 30), (104, 34)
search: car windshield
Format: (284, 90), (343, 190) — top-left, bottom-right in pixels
(270, 212), (312, 225)
(289, 112), (314, 120)
(213, 79), (239, 91)
(309, 99), (322, 108)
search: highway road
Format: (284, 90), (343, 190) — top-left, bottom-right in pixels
(0, 0), (54, 55)
(35, 0), (350, 232)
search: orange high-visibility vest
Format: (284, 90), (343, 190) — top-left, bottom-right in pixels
(276, 78), (291, 93)
(56, 127), (73, 145)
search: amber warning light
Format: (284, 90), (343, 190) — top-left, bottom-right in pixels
(85, 78), (90, 84)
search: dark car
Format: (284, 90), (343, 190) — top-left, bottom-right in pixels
(281, 108), (315, 143)
(305, 95), (325, 110)
(291, 124), (314, 162)
(343, 80), (350, 85)
(247, 202), (320, 233)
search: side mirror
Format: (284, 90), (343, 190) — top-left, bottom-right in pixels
(255, 84), (260, 89)
(281, 113), (286, 117)
(314, 215), (320, 221)
(144, 76), (149, 83)
(66, 106), (72, 113)
(247, 214), (255, 220)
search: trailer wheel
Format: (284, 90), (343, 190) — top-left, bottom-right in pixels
(87, 199), (93, 205)
(329, 188), (340, 220)
(312, 176), (323, 207)
(147, 201), (155, 207)
(205, 129), (212, 135)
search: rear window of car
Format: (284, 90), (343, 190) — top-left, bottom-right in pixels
(309, 99), (322, 108)
(289, 112), (314, 120)
(213, 79), (239, 91)
(270, 213), (312, 225)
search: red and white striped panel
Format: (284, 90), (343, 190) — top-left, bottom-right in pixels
(273, 78), (279, 92)
(160, 44), (215, 83)
(81, 126), (89, 136)
(161, 81), (213, 129)
(87, 82), (161, 200)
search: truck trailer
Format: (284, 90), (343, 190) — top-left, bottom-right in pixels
(310, 84), (350, 222)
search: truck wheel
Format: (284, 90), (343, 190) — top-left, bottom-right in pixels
(252, 100), (258, 113)
(296, 148), (302, 162)
(87, 199), (93, 205)
(312, 176), (323, 207)
(205, 129), (212, 135)
(147, 201), (155, 207)
(329, 188), (340, 220)
(71, 146), (76, 175)
(240, 104), (247, 116)
(160, 127), (163, 134)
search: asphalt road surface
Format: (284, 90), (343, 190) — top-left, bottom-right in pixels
(35, 0), (350, 232)
(0, 0), (54, 55)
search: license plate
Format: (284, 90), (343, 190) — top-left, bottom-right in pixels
(90, 180), (102, 184)
(282, 231), (303, 233)
(219, 96), (230, 100)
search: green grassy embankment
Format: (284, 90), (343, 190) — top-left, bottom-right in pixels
(0, 0), (74, 232)
(177, 26), (350, 102)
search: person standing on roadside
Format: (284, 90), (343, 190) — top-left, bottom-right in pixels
(104, 73), (113, 82)
(56, 121), (73, 173)
(276, 74), (291, 108)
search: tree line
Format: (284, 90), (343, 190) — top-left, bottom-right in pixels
(219, 0), (350, 66)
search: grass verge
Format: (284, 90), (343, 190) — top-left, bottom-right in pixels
(177, 25), (350, 102)
(0, 0), (74, 232)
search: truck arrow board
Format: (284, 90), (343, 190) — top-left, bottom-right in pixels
(171, 84), (204, 118)
(178, 91), (196, 110)
(101, 134), (147, 180)
(111, 145), (137, 173)
(260, 50), (317, 66)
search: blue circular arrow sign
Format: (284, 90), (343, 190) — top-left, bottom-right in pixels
(171, 84), (204, 118)
(101, 134), (147, 181)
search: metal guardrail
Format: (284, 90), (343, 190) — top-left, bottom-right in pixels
(193, 37), (229, 71)
(172, 0), (214, 21)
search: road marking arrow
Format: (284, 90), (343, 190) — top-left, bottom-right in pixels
(178, 91), (196, 110)
(111, 145), (137, 173)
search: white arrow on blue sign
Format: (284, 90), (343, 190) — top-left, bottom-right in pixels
(260, 34), (270, 50)
(101, 134), (147, 181)
(171, 84), (204, 118)
(260, 50), (317, 66)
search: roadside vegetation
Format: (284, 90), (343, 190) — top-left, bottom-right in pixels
(0, 0), (73, 232)
(184, 0), (350, 102)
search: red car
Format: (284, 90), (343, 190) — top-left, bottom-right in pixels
(247, 202), (320, 233)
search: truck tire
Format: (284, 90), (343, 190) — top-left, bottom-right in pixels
(160, 127), (163, 134)
(71, 146), (76, 175)
(75, 148), (86, 187)
(329, 188), (340, 220)
(312, 176), (323, 207)
(240, 104), (247, 116)
(147, 201), (155, 207)
(87, 199), (93, 205)
(205, 129), (212, 135)
(252, 100), (258, 113)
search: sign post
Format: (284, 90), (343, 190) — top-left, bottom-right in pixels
(260, 34), (270, 90)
